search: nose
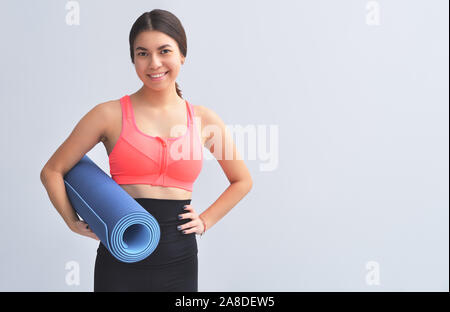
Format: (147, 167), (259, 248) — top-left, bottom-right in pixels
(148, 55), (163, 69)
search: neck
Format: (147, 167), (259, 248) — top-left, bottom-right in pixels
(134, 84), (182, 109)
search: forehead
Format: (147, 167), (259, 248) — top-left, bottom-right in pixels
(134, 30), (177, 49)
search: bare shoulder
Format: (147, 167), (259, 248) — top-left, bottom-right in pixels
(192, 104), (223, 126)
(99, 98), (121, 113)
(192, 104), (204, 119)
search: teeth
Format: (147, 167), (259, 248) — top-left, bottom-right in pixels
(150, 72), (166, 78)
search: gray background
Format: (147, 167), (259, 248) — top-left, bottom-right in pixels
(0, 0), (448, 291)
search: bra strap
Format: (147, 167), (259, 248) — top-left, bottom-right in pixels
(186, 100), (194, 129)
(121, 95), (134, 122)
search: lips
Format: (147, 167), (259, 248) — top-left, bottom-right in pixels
(148, 71), (169, 78)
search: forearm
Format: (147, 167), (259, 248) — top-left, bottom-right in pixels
(40, 169), (80, 230)
(199, 180), (252, 232)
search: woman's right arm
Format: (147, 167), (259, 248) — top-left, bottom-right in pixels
(40, 101), (113, 240)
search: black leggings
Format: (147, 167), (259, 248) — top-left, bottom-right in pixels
(94, 198), (198, 292)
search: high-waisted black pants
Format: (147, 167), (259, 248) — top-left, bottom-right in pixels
(94, 198), (198, 292)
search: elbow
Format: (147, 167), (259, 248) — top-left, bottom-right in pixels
(241, 178), (253, 193)
(230, 176), (253, 193)
(40, 168), (48, 184)
(40, 166), (64, 185)
(40, 166), (55, 184)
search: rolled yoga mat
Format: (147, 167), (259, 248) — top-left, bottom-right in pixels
(63, 155), (160, 263)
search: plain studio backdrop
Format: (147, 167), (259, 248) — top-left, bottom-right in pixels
(0, 0), (448, 291)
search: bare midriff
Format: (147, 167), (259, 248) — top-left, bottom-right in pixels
(118, 184), (192, 200)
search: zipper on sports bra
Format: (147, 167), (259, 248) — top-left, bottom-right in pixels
(157, 137), (167, 177)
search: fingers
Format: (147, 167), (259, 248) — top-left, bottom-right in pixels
(179, 212), (195, 220)
(181, 224), (201, 234)
(177, 204), (202, 234)
(177, 219), (201, 234)
(73, 221), (99, 240)
(83, 226), (92, 233)
(79, 221), (90, 230)
(83, 225), (99, 240)
(179, 205), (197, 220)
(184, 205), (198, 213)
(87, 231), (99, 241)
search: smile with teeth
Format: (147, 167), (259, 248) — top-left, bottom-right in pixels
(148, 71), (168, 78)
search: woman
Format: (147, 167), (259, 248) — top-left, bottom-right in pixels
(40, 9), (253, 292)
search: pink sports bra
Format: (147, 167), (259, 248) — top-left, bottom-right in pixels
(108, 95), (203, 192)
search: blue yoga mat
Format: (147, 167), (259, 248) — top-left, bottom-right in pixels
(63, 155), (160, 263)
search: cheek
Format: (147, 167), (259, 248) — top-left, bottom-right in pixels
(134, 62), (147, 73)
(167, 65), (180, 76)
(135, 66), (150, 80)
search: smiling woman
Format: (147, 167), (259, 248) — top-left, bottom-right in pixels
(129, 12), (187, 97)
(40, 8), (252, 293)
(94, 10), (201, 292)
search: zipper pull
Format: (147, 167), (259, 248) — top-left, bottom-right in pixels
(156, 136), (167, 147)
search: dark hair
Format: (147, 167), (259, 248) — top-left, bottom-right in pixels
(129, 9), (187, 98)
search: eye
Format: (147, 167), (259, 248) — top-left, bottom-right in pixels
(137, 50), (170, 57)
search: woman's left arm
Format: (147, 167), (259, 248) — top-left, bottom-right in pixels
(197, 105), (253, 233)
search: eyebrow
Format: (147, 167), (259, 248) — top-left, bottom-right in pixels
(135, 44), (173, 51)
